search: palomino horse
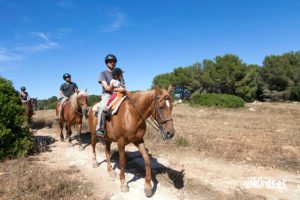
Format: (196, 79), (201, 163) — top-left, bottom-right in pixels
(88, 85), (175, 197)
(56, 90), (89, 149)
(22, 98), (38, 122)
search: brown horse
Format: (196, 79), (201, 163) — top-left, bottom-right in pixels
(22, 98), (37, 122)
(88, 85), (175, 197)
(56, 90), (89, 149)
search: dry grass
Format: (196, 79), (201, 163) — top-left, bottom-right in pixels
(32, 103), (300, 172)
(146, 102), (300, 172)
(0, 159), (97, 200)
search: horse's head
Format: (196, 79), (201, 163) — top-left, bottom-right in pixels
(76, 90), (89, 118)
(152, 85), (175, 140)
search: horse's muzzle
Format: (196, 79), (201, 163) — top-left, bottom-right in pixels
(162, 129), (175, 140)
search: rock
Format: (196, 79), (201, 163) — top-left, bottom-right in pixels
(248, 107), (255, 112)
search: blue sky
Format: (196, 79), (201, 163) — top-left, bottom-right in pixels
(0, 0), (299, 99)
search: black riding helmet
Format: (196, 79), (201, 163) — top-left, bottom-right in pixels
(112, 67), (124, 78)
(63, 73), (71, 80)
(21, 86), (26, 91)
(105, 54), (117, 64)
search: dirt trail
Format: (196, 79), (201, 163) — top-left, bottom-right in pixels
(32, 122), (300, 200)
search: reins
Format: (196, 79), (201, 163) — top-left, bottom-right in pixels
(126, 92), (173, 133)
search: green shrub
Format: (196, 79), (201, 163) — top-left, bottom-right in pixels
(174, 136), (190, 147)
(0, 76), (33, 160)
(45, 101), (57, 109)
(190, 93), (245, 108)
(88, 95), (101, 106)
(291, 85), (300, 101)
(37, 96), (58, 110)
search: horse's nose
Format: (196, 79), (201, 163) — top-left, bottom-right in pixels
(166, 131), (174, 139)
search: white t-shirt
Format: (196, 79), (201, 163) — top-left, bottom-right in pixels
(110, 79), (121, 89)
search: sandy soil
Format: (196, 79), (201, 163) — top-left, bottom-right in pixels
(28, 103), (300, 200)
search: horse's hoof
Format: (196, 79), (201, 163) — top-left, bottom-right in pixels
(68, 143), (73, 147)
(144, 188), (153, 197)
(92, 163), (98, 168)
(121, 185), (129, 193)
(108, 170), (117, 178)
(60, 137), (64, 142)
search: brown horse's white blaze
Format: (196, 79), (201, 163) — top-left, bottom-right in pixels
(56, 90), (88, 149)
(88, 85), (175, 197)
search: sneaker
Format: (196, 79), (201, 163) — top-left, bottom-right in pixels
(96, 128), (105, 137)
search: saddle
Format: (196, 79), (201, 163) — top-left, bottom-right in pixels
(57, 100), (69, 119)
(92, 96), (127, 117)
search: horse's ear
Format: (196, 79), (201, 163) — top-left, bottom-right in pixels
(167, 85), (173, 94)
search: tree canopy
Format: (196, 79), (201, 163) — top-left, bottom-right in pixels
(152, 51), (300, 102)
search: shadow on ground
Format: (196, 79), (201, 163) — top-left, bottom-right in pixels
(97, 149), (185, 196)
(30, 135), (56, 155)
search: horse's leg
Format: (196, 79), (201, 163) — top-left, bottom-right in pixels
(59, 121), (64, 141)
(105, 141), (116, 178)
(117, 139), (129, 192)
(91, 134), (98, 168)
(136, 141), (153, 197)
(77, 122), (84, 151)
(66, 122), (73, 147)
(91, 117), (98, 168)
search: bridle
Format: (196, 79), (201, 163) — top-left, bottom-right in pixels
(127, 93), (173, 133)
(152, 96), (173, 127)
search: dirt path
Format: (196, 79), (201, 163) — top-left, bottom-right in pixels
(33, 122), (300, 200)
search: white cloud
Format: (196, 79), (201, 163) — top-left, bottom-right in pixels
(53, 28), (73, 39)
(0, 48), (22, 62)
(99, 11), (127, 33)
(0, 32), (59, 64)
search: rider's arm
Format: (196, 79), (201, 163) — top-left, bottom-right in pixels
(74, 83), (78, 94)
(60, 90), (67, 98)
(114, 86), (125, 93)
(101, 80), (113, 92)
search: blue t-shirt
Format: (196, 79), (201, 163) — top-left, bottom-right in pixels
(60, 82), (78, 98)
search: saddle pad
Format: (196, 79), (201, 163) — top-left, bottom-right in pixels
(111, 95), (127, 115)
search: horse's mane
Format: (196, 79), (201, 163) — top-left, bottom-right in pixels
(130, 90), (155, 109)
(129, 88), (168, 109)
(70, 90), (88, 110)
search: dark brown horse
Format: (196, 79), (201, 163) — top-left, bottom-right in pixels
(22, 98), (37, 122)
(88, 85), (175, 197)
(56, 90), (89, 149)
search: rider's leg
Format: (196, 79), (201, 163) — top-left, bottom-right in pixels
(111, 92), (124, 110)
(96, 93), (111, 134)
(59, 97), (68, 118)
(104, 93), (117, 112)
